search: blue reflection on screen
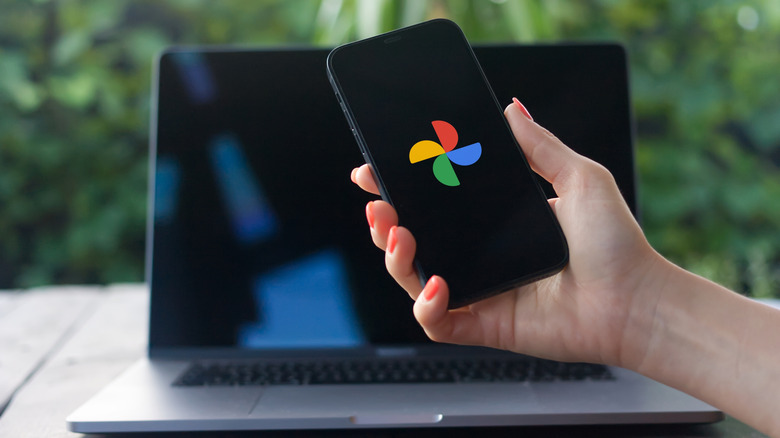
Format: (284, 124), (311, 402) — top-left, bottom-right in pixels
(172, 52), (216, 104)
(154, 156), (181, 223)
(209, 134), (278, 244)
(238, 249), (365, 349)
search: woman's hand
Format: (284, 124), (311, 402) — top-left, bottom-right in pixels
(351, 100), (668, 369)
(352, 100), (780, 436)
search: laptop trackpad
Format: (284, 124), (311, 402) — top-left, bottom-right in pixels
(250, 384), (538, 421)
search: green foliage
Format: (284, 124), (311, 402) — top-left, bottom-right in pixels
(1, 0), (778, 296)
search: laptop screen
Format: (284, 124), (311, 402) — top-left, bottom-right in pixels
(149, 45), (635, 352)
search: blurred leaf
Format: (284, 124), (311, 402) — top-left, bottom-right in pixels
(52, 30), (90, 66)
(0, 53), (46, 111)
(47, 71), (97, 108)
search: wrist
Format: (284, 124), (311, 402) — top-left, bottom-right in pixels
(615, 258), (780, 435)
(613, 249), (680, 371)
(617, 254), (766, 399)
(624, 261), (738, 379)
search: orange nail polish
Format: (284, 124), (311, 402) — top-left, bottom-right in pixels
(512, 97), (533, 121)
(365, 202), (375, 228)
(387, 226), (398, 254)
(423, 276), (439, 301)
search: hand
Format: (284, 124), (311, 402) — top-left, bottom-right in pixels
(351, 100), (667, 368)
(353, 100), (780, 435)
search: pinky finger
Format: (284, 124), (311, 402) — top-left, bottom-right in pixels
(413, 276), (486, 347)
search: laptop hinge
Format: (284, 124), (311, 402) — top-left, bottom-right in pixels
(374, 347), (418, 358)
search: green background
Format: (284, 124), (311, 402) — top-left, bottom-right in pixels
(1, 0), (778, 297)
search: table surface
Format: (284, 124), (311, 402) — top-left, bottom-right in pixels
(0, 285), (768, 438)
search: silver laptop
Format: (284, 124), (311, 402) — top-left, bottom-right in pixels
(67, 45), (721, 433)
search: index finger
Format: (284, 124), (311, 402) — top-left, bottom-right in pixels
(351, 164), (380, 196)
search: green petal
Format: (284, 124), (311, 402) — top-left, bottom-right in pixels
(432, 155), (459, 186)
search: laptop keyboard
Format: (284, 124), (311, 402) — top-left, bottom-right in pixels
(173, 357), (614, 386)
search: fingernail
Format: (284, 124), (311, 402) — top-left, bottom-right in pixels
(423, 276), (439, 301)
(351, 167), (358, 183)
(365, 202), (375, 228)
(513, 97), (533, 121)
(387, 225), (398, 254)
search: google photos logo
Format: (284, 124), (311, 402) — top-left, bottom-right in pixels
(409, 120), (482, 187)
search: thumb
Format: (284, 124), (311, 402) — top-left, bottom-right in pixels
(504, 99), (583, 196)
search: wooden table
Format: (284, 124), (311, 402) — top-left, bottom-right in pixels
(0, 285), (768, 437)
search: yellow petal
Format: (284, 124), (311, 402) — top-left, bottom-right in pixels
(409, 140), (444, 164)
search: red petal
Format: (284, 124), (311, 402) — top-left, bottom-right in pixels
(432, 120), (458, 152)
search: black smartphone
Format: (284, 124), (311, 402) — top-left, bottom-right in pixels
(327, 19), (568, 308)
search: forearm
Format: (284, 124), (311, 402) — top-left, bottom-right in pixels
(626, 260), (780, 436)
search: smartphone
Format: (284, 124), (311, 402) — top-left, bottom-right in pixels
(327, 19), (568, 308)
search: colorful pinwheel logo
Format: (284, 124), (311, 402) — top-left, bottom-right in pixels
(409, 120), (482, 187)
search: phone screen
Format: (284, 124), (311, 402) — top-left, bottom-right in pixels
(328, 20), (567, 307)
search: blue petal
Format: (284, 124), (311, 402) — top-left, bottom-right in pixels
(446, 142), (482, 166)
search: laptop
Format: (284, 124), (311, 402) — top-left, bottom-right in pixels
(67, 45), (721, 432)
